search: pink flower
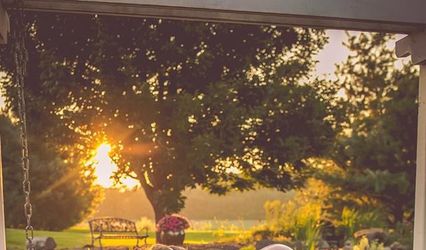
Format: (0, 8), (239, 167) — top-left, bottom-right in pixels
(157, 214), (191, 232)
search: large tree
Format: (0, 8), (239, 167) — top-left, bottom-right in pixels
(1, 12), (336, 233)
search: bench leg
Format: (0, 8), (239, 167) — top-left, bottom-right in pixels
(99, 238), (103, 250)
(133, 238), (148, 250)
(90, 237), (95, 249)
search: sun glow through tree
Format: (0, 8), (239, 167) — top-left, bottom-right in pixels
(93, 143), (139, 189)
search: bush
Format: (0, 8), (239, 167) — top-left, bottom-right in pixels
(240, 245), (256, 250)
(353, 236), (385, 250)
(387, 222), (413, 249)
(337, 207), (388, 241)
(136, 217), (155, 232)
(262, 184), (324, 248)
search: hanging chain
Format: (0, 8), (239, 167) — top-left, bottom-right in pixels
(10, 1), (34, 249)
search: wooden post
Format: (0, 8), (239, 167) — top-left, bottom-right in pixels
(414, 64), (426, 250)
(0, 139), (6, 250)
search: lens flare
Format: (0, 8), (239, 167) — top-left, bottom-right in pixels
(93, 143), (139, 189)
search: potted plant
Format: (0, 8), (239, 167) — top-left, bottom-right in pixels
(156, 214), (190, 245)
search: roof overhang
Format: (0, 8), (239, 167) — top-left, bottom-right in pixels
(2, 0), (426, 33)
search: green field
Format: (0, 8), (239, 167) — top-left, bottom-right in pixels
(6, 227), (242, 250)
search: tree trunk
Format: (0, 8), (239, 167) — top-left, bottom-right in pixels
(153, 205), (167, 243)
(143, 185), (166, 243)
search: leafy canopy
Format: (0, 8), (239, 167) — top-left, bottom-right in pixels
(1, 13), (336, 220)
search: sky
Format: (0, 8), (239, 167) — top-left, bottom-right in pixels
(316, 30), (350, 77)
(316, 30), (407, 77)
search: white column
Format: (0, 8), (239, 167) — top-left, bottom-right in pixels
(0, 139), (6, 249)
(396, 33), (426, 250)
(414, 64), (426, 250)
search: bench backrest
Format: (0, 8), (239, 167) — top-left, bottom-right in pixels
(89, 217), (138, 234)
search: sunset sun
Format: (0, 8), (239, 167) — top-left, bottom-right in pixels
(93, 143), (139, 189)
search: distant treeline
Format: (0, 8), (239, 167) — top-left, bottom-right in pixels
(94, 188), (293, 220)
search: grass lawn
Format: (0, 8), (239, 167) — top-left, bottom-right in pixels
(6, 227), (242, 249)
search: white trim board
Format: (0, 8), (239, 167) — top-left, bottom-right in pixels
(2, 0), (426, 33)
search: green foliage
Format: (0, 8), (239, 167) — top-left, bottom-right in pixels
(338, 207), (387, 241)
(258, 172), (390, 245)
(0, 12), (335, 232)
(240, 245), (256, 250)
(319, 32), (418, 225)
(0, 115), (101, 230)
(301, 218), (321, 250)
(353, 236), (384, 250)
(387, 222), (413, 249)
(260, 179), (328, 248)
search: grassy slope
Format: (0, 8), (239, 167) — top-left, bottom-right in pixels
(6, 227), (241, 250)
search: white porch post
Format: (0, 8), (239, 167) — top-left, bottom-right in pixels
(414, 64), (426, 250)
(396, 31), (426, 250)
(0, 140), (6, 250)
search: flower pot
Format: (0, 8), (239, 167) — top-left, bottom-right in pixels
(159, 231), (185, 246)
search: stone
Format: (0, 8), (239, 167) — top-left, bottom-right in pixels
(342, 240), (353, 250)
(390, 241), (408, 250)
(188, 243), (241, 250)
(151, 244), (174, 250)
(259, 244), (293, 250)
(292, 241), (304, 250)
(27, 237), (57, 250)
(169, 245), (187, 250)
(150, 244), (188, 250)
(317, 240), (330, 249)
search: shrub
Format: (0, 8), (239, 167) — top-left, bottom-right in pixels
(136, 217), (155, 232)
(353, 236), (385, 250)
(337, 207), (388, 241)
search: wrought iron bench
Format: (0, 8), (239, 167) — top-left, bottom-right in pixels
(87, 217), (149, 249)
